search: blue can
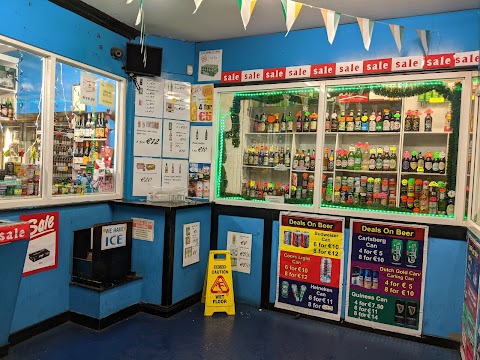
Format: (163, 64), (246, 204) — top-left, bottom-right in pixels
(358, 268), (364, 287)
(372, 271), (379, 289)
(364, 269), (372, 289)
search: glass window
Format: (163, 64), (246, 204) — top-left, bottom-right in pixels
(0, 44), (44, 199)
(53, 62), (117, 196)
(471, 76), (480, 225)
(215, 87), (320, 206)
(321, 78), (463, 218)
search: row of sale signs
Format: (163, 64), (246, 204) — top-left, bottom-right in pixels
(275, 212), (428, 337)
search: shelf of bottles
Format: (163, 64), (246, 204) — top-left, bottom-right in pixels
(236, 88), (319, 205)
(320, 80), (457, 217)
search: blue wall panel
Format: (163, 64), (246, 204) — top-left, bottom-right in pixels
(217, 215), (264, 306)
(98, 280), (142, 318)
(111, 205), (166, 304)
(70, 285), (101, 319)
(270, 220), (279, 303)
(172, 206), (212, 304)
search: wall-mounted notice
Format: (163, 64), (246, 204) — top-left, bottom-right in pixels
(20, 212), (59, 276)
(162, 119), (190, 159)
(198, 50), (222, 82)
(345, 220), (428, 336)
(461, 231), (480, 360)
(275, 212), (344, 321)
(188, 163), (210, 199)
(135, 77), (163, 118)
(227, 231), (252, 274)
(132, 218), (154, 242)
(134, 116), (163, 157)
(99, 81), (115, 107)
(132, 157), (162, 196)
(164, 80), (190, 121)
(189, 125), (212, 163)
(183, 222), (200, 267)
(191, 84), (213, 122)
(162, 159), (188, 189)
(101, 223), (127, 251)
(80, 72), (97, 106)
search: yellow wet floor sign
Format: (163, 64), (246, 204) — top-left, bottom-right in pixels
(203, 250), (235, 316)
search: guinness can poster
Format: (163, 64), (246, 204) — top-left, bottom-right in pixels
(345, 219), (428, 336)
(275, 212), (345, 321)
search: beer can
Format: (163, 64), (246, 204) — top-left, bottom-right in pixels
(284, 230), (292, 246)
(395, 300), (406, 324)
(406, 240), (419, 268)
(358, 268), (364, 287)
(291, 284), (300, 302)
(351, 266), (360, 285)
(299, 285), (307, 302)
(372, 271), (379, 289)
(406, 302), (418, 327)
(281, 281), (289, 298)
(302, 232), (310, 248)
(293, 231), (301, 247)
(364, 269), (372, 289)
(391, 239), (403, 265)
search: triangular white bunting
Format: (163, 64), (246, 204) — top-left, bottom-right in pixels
(389, 24), (404, 53)
(417, 29), (430, 55)
(357, 17), (374, 51)
(239, 0), (257, 30)
(321, 8), (341, 44)
(193, 0), (203, 14)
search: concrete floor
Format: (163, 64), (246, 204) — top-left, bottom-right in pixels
(8, 303), (460, 360)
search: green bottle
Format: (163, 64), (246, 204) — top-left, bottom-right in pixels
(354, 146), (362, 170)
(347, 146), (355, 170)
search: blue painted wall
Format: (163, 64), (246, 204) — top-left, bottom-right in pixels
(217, 215), (264, 306)
(195, 9), (480, 81)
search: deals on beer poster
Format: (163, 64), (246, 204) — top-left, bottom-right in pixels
(345, 220), (428, 336)
(275, 212), (344, 321)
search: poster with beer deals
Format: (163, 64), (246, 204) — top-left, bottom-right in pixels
(275, 212), (345, 321)
(163, 80), (191, 121)
(188, 163), (210, 200)
(461, 231), (480, 360)
(133, 116), (163, 157)
(190, 84), (213, 122)
(345, 220), (428, 336)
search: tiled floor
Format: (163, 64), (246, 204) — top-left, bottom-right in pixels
(8, 303), (460, 360)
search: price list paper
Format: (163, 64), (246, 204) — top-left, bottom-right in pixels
(135, 77), (163, 118)
(461, 231), (480, 360)
(275, 212), (345, 321)
(162, 119), (190, 159)
(164, 80), (191, 121)
(132, 157), (162, 196)
(162, 159), (188, 189)
(189, 125), (212, 163)
(345, 220), (428, 336)
(134, 116), (163, 157)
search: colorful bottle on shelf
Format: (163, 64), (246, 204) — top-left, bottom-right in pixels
(424, 109), (433, 132)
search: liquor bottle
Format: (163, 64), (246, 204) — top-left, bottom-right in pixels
(325, 112), (331, 132)
(274, 146), (280, 166)
(412, 110), (420, 131)
(383, 109), (391, 132)
(428, 182), (438, 214)
(360, 111), (368, 132)
(341, 150), (348, 169)
(79, 114), (86, 138)
(354, 111), (362, 131)
(253, 114), (259, 132)
(417, 152), (424, 173)
(292, 149), (299, 169)
(393, 110), (401, 132)
(310, 150), (316, 171)
(433, 152), (440, 173)
(446, 190), (455, 216)
(420, 181), (429, 214)
(338, 110), (346, 132)
(438, 185), (447, 215)
(286, 112), (293, 132)
(0, 98), (7, 117)
(444, 105), (452, 132)
(279, 146), (285, 165)
(280, 113), (286, 133)
(303, 113), (310, 132)
(390, 147), (397, 171)
(310, 112), (318, 132)
(296, 113), (303, 132)
(347, 146), (355, 170)
(253, 146), (259, 166)
(354, 145), (362, 170)
(299, 150), (306, 169)
(85, 113), (92, 138)
(267, 114), (274, 133)
(331, 110), (339, 132)
(243, 148), (249, 165)
(346, 110), (354, 132)
(98, 113), (105, 138)
(389, 110), (396, 131)
(369, 111), (376, 132)
(7, 99), (13, 118)
(369, 149), (376, 171)
(424, 152), (433, 173)
(410, 152), (418, 172)
(383, 147), (390, 171)
(375, 111), (383, 132)
(402, 151), (410, 172)
(285, 146), (291, 167)
(327, 150), (334, 171)
(259, 113), (266, 133)
(404, 110), (412, 131)
(439, 151), (446, 174)
(273, 114), (280, 133)
(361, 144), (370, 171)
(424, 109), (433, 132)
(268, 146), (275, 167)
(375, 148), (383, 171)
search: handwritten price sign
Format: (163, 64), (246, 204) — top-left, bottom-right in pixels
(134, 116), (163, 157)
(189, 126), (212, 163)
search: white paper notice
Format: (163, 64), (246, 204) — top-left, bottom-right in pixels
(80, 72), (97, 106)
(133, 157), (162, 196)
(198, 50), (223, 82)
(101, 223), (127, 250)
(164, 80), (191, 121)
(162, 119), (190, 159)
(183, 222), (200, 267)
(134, 116), (163, 157)
(132, 218), (154, 241)
(135, 77), (164, 118)
(189, 126), (212, 163)
(227, 231), (252, 274)
(162, 159), (188, 189)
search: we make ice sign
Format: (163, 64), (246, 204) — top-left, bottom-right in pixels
(101, 223), (127, 250)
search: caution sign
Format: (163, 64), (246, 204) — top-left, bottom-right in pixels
(204, 250), (235, 316)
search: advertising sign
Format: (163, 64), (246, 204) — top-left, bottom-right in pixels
(345, 220), (428, 336)
(275, 212), (344, 321)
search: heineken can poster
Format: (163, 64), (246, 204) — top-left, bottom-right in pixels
(345, 220), (428, 336)
(275, 212), (345, 321)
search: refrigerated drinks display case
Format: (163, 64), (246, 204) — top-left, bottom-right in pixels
(468, 75), (480, 228)
(213, 72), (474, 224)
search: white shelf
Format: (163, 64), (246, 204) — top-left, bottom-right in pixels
(404, 131), (450, 135)
(335, 169), (397, 174)
(292, 169), (315, 173)
(74, 137), (107, 142)
(401, 172), (446, 177)
(335, 132), (400, 135)
(243, 165), (290, 171)
(0, 86), (15, 95)
(244, 132), (293, 135)
(294, 132), (318, 135)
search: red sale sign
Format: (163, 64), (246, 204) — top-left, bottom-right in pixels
(20, 212), (59, 276)
(0, 222), (30, 244)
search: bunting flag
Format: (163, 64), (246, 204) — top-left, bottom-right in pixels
(193, 0), (203, 14)
(417, 29), (430, 55)
(126, 0), (133, 4)
(320, 8), (341, 44)
(357, 17), (375, 50)
(281, 0), (303, 36)
(389, 24), (404, 53)
(238, 0), (257, 29)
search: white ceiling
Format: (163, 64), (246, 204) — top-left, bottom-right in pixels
(82, 0), (480, 42)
